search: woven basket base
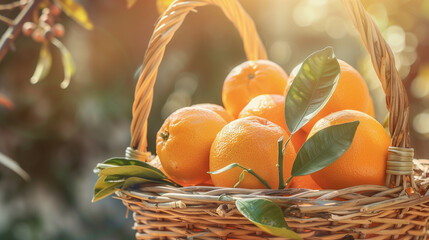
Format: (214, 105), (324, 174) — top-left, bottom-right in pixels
(116, 182), (429, 240)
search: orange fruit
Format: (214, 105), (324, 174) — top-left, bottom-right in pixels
(156, 107), (227, 186)
(222, 60), (288, 118)
(193, 103), (234, 123)
(209, 116), (296, 189)
(285, 60), (374, 133)
(287, 175), (321, 190)
(292, 129), (308, 152)
(238, 94), (307, 151)
(309, 110), (390, 189)
(239, 94), (286, 129)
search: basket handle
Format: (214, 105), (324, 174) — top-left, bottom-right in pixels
(126, 0), (267, 160)
(342, 0), (410, 148)
(342, 0), (414, 188)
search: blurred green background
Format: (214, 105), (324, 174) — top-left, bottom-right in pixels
(0, 0), (428, 239)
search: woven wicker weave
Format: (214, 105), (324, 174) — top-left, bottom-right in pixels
(117, 0), (429, 239)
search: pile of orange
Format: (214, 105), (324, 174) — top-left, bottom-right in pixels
(155, 59), (390, 190)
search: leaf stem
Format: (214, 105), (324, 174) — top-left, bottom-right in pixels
(282, 134), (293, 154)
(277, 137), (285, 189)
(285, 176), (293, 185)
(246, 168), (271, 189)
(209, 163), (271, 189)
(278, 134), (293, 189)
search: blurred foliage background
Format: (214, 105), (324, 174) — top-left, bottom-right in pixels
(0, 0), (428, 239)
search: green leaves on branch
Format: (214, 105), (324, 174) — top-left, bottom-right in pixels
(290, 121), (360, 179)
(277, 47), (359, 189)
(284, 47), (340, 134)
(0, 152), (30, 181)
(208, 163), (271, 189)
(56, 0), (94, 30)
(92, 158), (181, 203)
(245, 122), (359, 239)
(236, 198), (302, 240)
(30, 0), (93, 87)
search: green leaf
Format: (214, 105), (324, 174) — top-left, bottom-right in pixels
(103, 158), (163, 174)
(104, 175), (126, 183)
(56, 0), (94, 30)
(291, 121), (359, 177)
(236, 198), (301, 240)
(0, 152), (30, 181)
(285, 47), (340, 134)
(127, 0), (138, 8)
(234, 170), (246, 188)
(209, 163), (271, 189)
(121, 177), (163, 189)
(92, 175), (122, 202)
(51, 38), (76, 89)
(208, 163), (240, 175)
(99, 165), (165, 180)
(30, 42), (52, 84)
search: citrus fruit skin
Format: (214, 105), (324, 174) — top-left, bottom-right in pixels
(287, 175), (321, 190)
(291, 129), (308, 152)
(238, 94), (308, 151)
(209, 116), (296, 189)
(239, 94), (287, 130)
(285, 60), (374, 133)
(222, 60), (288, 118)
(193, 103), (234, 123)
(309, 110), (390, 189)
(156, 107), (227, 186)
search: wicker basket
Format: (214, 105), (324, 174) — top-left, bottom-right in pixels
(114, 0), (429, 239)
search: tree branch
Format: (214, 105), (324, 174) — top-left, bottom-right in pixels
(0, 1), (24, 11)
(0, 0), (42, 62)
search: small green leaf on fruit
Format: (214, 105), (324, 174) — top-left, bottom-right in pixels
(236, 198), (301, 239)
(291, 121), (359, 177)
(208, 163), (240, 175)
(209, 163), (271, 189)
(234, 170), (246, 188)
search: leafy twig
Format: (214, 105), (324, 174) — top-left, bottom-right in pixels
(0, 0), (42, 62)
